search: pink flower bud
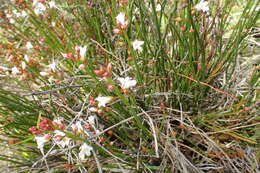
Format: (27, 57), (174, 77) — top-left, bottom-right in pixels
(66, 53), (75, 60)
(107, 84), (114, 91)
(113, 28), (121, 34)
(106, 63), (112, 72)
(44, 134), (52, 140)
(38, 0), (46, 3)
(102, 72), (111, 78)
(89, 97), (96, 105)
(97, 109), (103, 115)
(94, 69), (104, 77)
(78, 64), (85, 70)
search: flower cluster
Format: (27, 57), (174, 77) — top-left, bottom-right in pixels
(117, 77), (137, 90)
(62, 45), (87, 61)
(194, 0), (209, 13)
(94, 63), (113, 78)
(32, 0), (57, 15)
(29, 116), (96, 160)
(132, 40), (144, 52)
(113, 12), (129, 34)
(29, 117), (68, 154)
(29, 117), (55, 135)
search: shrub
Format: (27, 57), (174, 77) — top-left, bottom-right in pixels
(0, 0), (259, 172)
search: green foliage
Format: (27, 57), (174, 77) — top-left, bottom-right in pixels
(0, 0), (259, 172)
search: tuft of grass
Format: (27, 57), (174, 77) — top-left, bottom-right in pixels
(0, 0), (259, 172)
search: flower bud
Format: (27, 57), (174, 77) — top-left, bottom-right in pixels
(78, 64), (85, 70)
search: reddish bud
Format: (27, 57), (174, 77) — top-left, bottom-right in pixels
(53, 122), (66, 130)
(94, 69), (104, 77)
(102, 72), (111, 78)
(107, 84), (114, 91)
(99, 137), (106, 143)
(66, 53), (76, 60)
(54, 135), (64, 142)
(106, 63), (112, 72)
(113, 28), (121, 34)
(189, 29), (195, 33)
(29, 126), (42, 135)
(177, 124), (186, 129)
(78, 64), (85, 70)
(89, 97), (96, 105)
(160, 103), (166, 109)
(97, 109), (103, 115)
(107, 130), (113, 136)
(197, 63), (202, 71)
(175, 17), (183, 22)
(39, 118), (54, 131)
(119, 0), (128, 6)
(64, 164), (75, 169)
(104, 107), (112, 112)
(84, 123), (93, 131)
(181, 25), (186, 32)
(38, 0), (46, 3)
(8, 139), (21, 145)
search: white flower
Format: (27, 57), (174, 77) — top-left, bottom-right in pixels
(48, 62), (56, 71)
(75, 46), (87, 59)
(21, 61), (27, 69)
(78, 64), (85, 70)
(13, 10), (27, 18)
(11, 67), (20, 75)
(116, 12), (129, 29)
(21, 11), (27, 17)
(87, 116), (95, 126)
(89, 107), (98, 112)
(48, 1), (57, 8)
(116, 12), (125, 25)
(51, 22), (56, 27)
(26, 42), (33, 49)
(95, 129), (100, 135)
(5, 12), (12, 19)
(24, 54), (30, 62)
(71, 121), (84, 134)
(195, 0), (209, 13)
(95, 96), (113, 107)
(79, 143), (93, 160)
(132, 40), (144, 52)
(117, 77), (137, 89)
(40, 71), (48, 76)
(35, 134), (51, 154)
(53, 130), (70, 148)
(9, 18), (15, 24)
(156, 4), (162, 12)
(53, 117), (64, 124)
(34, 3), (46, 15)
(5, 11), (15, 23)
